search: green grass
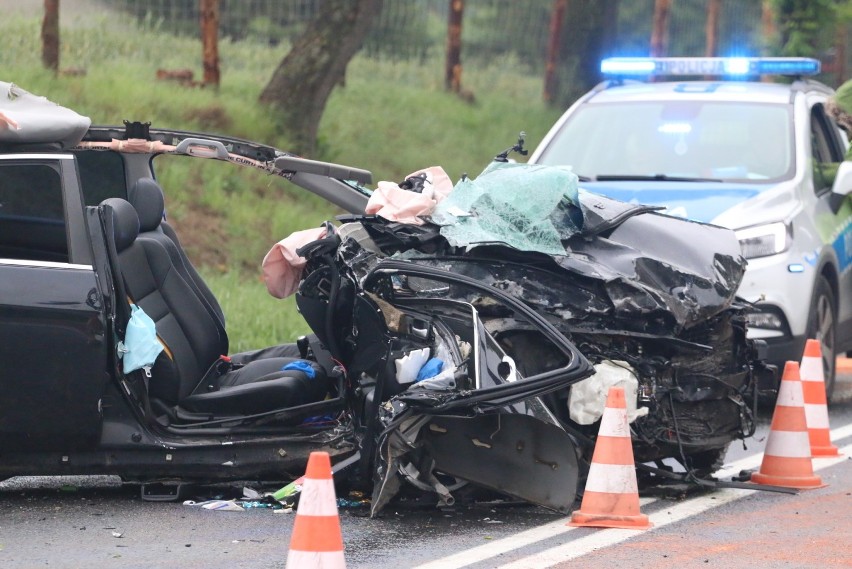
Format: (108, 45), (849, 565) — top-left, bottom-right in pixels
(200, 270), (310, 352)
(323, 54), (561, 183)
(0, 9), (563, 350)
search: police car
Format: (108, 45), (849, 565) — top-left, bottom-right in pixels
(529, 57), (852, 399)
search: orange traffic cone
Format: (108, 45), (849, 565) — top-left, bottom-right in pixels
(799, 339), (840, 457)
(569, 386), (651, 529)
(286, 451), (346, 569)
(751, 362), (825, 489)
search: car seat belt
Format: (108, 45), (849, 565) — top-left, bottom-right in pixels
(100, 204), (131, 337)
(307, 334), (336, 376)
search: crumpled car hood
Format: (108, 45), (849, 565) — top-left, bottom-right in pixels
(361, 162), (746, 335)
(557, 201), (746, 331)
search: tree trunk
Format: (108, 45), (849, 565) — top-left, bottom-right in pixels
(551, 0), (619, 108)
(544, 0), (569, 104)
(705, 0), (721, 57)
(200, 0), (220, 88)
(259, 0), (383, 156)
(650, 0), (671, 58)
(41, 0), (60, 74)
(761, 0), (775, 55)
(445, 0), (464, 92)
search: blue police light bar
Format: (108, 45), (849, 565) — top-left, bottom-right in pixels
(601, 57), (821, 77)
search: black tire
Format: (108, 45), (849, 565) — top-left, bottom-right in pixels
(685, 444), (729, 478)
(805, 275), (837, 401)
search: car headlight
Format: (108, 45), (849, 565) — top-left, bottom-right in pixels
(746, 311), (785, 330)
(735, 222), (790, 259)
(745, 305), (790, 335)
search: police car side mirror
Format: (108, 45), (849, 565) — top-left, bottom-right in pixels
(830, 161), (852, 212)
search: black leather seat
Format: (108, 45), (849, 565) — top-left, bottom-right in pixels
(128, 178), (226, 333)
(127, 178), (303, 365)
(101, 196), (328, 416)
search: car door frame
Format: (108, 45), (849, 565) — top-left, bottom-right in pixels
(0, 154), (108, 452)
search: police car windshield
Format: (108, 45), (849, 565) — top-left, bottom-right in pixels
(537, 101), (794, 183)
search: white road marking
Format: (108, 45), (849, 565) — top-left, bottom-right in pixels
(411, 423), (852, 569)
(408, 497), (659, 569)
(497, 442), (849, 569)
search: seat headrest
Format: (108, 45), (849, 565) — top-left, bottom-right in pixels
(101, 198), (139, 253)
(128, 178), (166, 233)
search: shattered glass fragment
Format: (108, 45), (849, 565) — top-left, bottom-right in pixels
(430, 162), (582, 255)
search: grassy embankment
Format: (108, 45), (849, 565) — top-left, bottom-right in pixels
(0, 11), (562, 351)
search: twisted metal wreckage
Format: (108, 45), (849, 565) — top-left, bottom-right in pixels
(277, 142), (777, 515)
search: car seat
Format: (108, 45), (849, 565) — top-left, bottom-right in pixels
(100, 197), (329, 416)
(129, 178), (227, 333)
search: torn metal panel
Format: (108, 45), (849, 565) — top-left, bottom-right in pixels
(349, 260), (595, 515)
(560, 210), (746, 329)
(423, 414), (580, 514)
(371, 414), (432, 516)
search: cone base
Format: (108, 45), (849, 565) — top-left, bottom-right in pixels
(568, 510), (652, 530)
(750, 471), (826, 489)
(811, 445), (841, 458)
(286, 549), (346, 569)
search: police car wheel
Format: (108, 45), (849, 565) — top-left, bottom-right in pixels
(806, 275), (837, 401)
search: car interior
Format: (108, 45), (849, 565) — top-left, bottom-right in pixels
(100, 191), (341, 426)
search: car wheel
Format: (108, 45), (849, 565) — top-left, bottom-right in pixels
(805, 275), (837, 401)
(685, 444), (729, 478)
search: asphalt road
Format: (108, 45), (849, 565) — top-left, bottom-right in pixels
(1, 373), (851, 569)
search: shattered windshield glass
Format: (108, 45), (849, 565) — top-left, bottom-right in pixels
(536, 101), (794, 183)
(430, 162), (583, 255)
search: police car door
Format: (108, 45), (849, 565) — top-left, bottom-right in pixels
(807, 95), (852, 354)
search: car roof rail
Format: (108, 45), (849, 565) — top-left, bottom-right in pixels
(274, 156), (372, 185)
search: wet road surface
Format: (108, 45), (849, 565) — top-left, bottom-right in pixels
(1, 373), (850, 568)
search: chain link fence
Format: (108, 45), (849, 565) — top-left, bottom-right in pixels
(97, 0), (766, 62)
(79, 0), (850, 87)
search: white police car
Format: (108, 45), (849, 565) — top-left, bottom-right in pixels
(530, 57), (852, 399)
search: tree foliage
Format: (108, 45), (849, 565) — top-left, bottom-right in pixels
(770, 0), (838, 58)
(258, 0), (383, 156)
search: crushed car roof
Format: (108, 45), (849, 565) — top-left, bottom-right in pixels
(0, 81), (91, 148)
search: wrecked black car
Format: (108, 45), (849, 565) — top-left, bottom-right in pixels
(291, 148), (775, 512)
(0, 83), (770, 514)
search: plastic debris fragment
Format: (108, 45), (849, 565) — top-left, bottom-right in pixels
(415, 358), (444, 382)
(281, 360), (316, 378)
(395, 348), (431, 384)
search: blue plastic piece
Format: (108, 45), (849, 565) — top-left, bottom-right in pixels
(415, 358), (444, 382)
(301, 414), (335, 425)
(282, 360), (316, 378)
(121, 304), (164, 374)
